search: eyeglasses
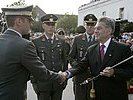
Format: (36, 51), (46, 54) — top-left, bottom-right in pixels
(45, 23), (55, 26)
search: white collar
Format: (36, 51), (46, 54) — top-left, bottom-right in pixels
(100, 38), (111, 48)
(44, 32), (54, 40)
(7, 28), (22, 37)
(85, 32), (94, 39)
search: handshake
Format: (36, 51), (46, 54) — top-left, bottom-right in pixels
(58, 71), (69, 84)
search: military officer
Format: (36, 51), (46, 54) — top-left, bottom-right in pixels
(0, 5), (64, 100)
(30, 14), (68, 100)
(68, 14), (97, 100)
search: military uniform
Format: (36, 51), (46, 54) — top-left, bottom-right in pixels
(0, 5), (62, 100)
(31, 14), (68, 100)
(69, 14), (97, 100)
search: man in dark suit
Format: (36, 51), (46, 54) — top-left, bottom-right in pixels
(30, 14), (68, 100)
(0, 5), (64, 100)
(69, 14), (97, 100)
(62, 16), (133, 100)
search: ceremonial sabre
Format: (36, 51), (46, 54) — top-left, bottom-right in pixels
(80, 55), (133, 85)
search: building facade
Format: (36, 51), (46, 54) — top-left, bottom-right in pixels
(78, 0), (133, 25)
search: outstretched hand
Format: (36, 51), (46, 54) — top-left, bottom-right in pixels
(58, 71), (68, 84)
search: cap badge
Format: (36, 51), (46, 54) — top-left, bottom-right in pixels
(89, 19), (93, 21)
(49, 18), (53, 21)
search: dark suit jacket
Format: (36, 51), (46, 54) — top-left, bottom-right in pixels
(31, 34), (68, 91)
(0, 29), (60, 100)
(69, 33), (97, 83)
(68, 39), (133, 100)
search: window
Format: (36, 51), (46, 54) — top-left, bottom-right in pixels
(102, 11), (106, 16)
(119, 8), (124, 19)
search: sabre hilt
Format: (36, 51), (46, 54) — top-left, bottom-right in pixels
(80, 55), (133, 85)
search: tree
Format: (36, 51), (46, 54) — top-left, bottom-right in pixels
(32, 20), (43, 32)
(56, 14), (78, 35)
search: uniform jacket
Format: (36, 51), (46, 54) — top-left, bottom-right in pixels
(0, 29), (60, 100)
(68, 39), (133, 100)
(31, 34), (68, 91)
(69, 33), (97, 83)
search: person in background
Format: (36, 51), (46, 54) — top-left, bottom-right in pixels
(56, 28), (71, 59)
(30, 14), (68, 100)
(75, 25), (86, 35)
(62, 16), (133, 100)
(0, 5), (64, 100)
(68, 14), (97, 100)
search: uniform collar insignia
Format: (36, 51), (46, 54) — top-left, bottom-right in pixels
(81, 34), (86, 40)
(49, 18), (53, 21)
(41, 35), (46, 41)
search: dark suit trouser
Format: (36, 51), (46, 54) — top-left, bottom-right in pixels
(38, 90), (63, 100)
(73, 83), (90, 100)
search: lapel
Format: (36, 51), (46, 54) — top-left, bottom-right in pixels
(52, 35), (60, 49)
(81, 33), (94, 47)
(102, 40), (115, 65)
(95, 44), (101, 66)
(40, 34), (50, 48)
(82, 33), (88, 47)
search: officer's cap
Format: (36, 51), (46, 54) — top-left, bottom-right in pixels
(41, 14), (58, 23)
(84, 14), (97, 23)
(1, 5), (33, 20)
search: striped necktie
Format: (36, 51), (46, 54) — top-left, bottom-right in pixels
(100, 44), (105, 62)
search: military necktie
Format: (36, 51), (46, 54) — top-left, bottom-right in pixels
(100, 44), (105, 62)
(88, 35), (92, 43)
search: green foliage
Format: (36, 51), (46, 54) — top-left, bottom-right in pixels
(32, 20), (43, 32)
(56, 14), (78, 35)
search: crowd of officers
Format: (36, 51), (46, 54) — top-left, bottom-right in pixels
(29, 14), (133, 100)
(30, 13), (98, 100)
(0, 4), (133, 100)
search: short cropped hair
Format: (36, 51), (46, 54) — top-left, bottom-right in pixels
(97, 17), (115, 34)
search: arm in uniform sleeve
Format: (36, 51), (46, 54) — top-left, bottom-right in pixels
(21, 41), (61, 82)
